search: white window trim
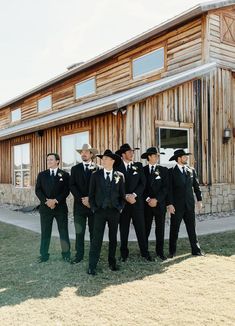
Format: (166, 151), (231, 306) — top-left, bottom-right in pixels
(132, 47), (165, 79)
(13, 143), (30, 188)
(75, 77), (96, 99)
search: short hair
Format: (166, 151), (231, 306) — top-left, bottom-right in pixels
(47, 153), (60, 161)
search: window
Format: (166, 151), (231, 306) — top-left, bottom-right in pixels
(37, 95), (52, 113)
(61, 131), (89, 172)
(13, 143), (30, 187)
(158, 127), (189, 166)
(11, 108), (21, 122)
(75, 78), (96, 99)
(132, 47), (164, 78)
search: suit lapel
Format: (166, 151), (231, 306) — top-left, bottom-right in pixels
(98, 169), (106, 190)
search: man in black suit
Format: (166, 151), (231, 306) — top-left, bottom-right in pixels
(167, 149), (204, 257)
(88, 150), (125, 275)
(141, 147), (169, 261)
(116, 143), (152, 262)
(70, 144), (98, 264)
(35, 153), (70, 262)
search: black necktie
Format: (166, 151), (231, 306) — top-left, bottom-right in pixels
(182, 167), (187, 179)
(150, 165), (155, 175)
(85, 164), (89, 175)
(106, 172), (111, 183)
(127, 164), (131, 174)
(51, 170), (55, 177)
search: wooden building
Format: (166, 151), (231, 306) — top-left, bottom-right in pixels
(0, 0), (234, 213)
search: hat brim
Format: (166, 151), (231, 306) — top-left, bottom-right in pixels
(141, 151), (159, 159)
(169, 152), (191, 161)
(96, 153), (121, 166)
(76, 148), (98, 155)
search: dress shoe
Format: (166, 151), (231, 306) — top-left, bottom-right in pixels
(168, 253), (175, 259)
(119, 257), (127, 262)
(70, 257), (83, 264)
(37, 256), (49, 263)
(192, 251), (205, 256)
(62, 256), (71, 262)
(87, 268), (96, 276)
(109, 263), (119, 271)
(156, 254), (168, 261)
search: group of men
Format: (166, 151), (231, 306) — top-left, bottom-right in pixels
(35, 143), (204, 276)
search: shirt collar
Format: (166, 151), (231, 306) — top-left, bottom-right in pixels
(82, 161), (92, 168)
(177, 163), (185, 172)
(123, 160), (133, 169)
(103, 168), (113, 179)
(50, 167), (58, 175)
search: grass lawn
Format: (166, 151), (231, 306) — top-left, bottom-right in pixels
(0, 221), (235, 326)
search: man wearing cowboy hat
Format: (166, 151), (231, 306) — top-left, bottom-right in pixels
(141, 147), (169, 261)
(116, 143), (152, 262)
(88, 149), (125, 275)
(167, 149), (204, 258)
(70, 144), (99, 264)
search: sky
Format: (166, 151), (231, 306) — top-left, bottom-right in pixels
(0, 0), (214, 105)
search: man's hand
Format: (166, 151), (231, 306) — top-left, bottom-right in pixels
(197, 201), (203, 211)
(125, 194), (136, 204)
(45, 199), (58, 210)
(82, 197), (90, 208)
(167, 204), (175, 215)
(148, 198), (158, 207)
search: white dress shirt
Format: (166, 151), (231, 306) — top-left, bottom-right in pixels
(104, 168), (113, 181)
(50, 168), (58, 176)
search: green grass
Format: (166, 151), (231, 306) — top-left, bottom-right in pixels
(1, 220), (234, 308)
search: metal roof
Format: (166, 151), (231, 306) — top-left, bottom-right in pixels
(0, 62), (217, 140)
(0, 0), (234, 109)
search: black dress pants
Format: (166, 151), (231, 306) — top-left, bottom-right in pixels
(74, 212), (94, 260)
(169, 208), (201, 255)
(89, 208), (119, 270)
(144, 204), (166, 256)
(39, 205), (70, 259)
(119, 203), (148, 259)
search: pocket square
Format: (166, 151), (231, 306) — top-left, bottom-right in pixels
(155, 176), (161, 180)
(59, 178), (63, 181)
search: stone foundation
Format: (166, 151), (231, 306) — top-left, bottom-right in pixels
(0, 183), (234, 214)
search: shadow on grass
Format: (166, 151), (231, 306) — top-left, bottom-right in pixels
(0, 221), (234, 305)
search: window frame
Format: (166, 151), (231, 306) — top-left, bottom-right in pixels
(37, 94), (52, 113)
(11, 108), (21, 123)
(12, 142), (31, 188)
(75, 77), (96, 99)
(132, 46), (165, 80)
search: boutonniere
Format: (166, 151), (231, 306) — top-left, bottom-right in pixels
(154, 170), (160, 176)
(185, 167), (193, 175)
(131, 165), (138, 171)
(88, 163), (96, 170)
(114, 175), (120, 184)
(58, 172), (63, 178)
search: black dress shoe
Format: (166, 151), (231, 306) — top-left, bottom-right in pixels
(168, 253), (175, 259)
(109, 263), (119, 271)
(192, 251), (205, 256)
(120, 257), (127, 262)
(38, 256), (49, 263)
(87, 268), (96, 276)
(70, 257), (83, 264)
(157, 254), (168, 261)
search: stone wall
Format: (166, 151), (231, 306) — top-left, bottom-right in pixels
(0, 183), (234, 214)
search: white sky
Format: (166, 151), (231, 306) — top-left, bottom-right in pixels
(0, 0), (213, 104)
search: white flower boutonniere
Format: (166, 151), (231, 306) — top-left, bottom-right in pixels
(185, 167), (193, 176)
(114, 175), (120, 184)
(88, 164), (96, 170)
(58, 172), (63, 177)
(154, 170), (160, 176)
(132, 165), (138, 171)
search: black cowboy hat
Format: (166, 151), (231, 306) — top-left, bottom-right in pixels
(96, 149), (121, 166)
(141, 147), (164, 159)
(169, 149), (191, 161)
(115, 143), (140, 156)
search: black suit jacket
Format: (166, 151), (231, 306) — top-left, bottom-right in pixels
(143, 164), (169, 212)
(168, 165), (202, 212)
(35, 169), (70, 209)
(116, 161), (146, 207)
(89, 169), (125, 213)
(70, 162), (99, 214)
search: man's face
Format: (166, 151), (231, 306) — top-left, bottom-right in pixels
(148, 153), (159, 165)
(178, 155), (188, 165)
(122, 150), (134, 162)
(80, 150), (92, 162)
(101, 156), (114, 170)
(47, 155), (59, 169)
